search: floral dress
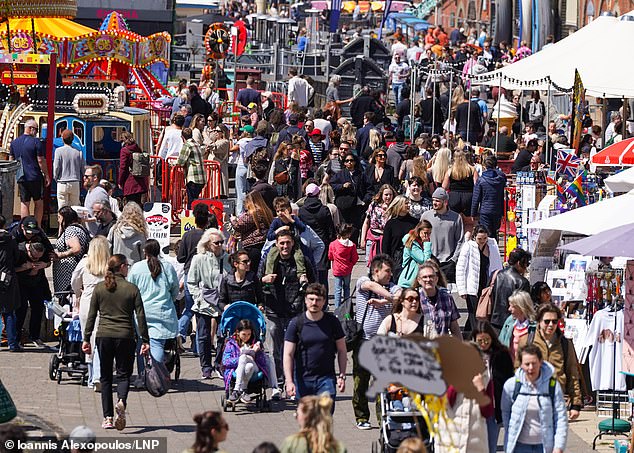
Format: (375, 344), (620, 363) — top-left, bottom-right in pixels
(53, 224), (90, 292)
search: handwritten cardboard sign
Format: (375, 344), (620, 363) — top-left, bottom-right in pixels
(359, 336), (447, 397)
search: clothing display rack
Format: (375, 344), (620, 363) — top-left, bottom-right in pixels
(592, 266), (632, 449)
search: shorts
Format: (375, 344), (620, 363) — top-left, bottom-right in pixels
(448, 190), (473, 217)
(18, 180), (43, 202)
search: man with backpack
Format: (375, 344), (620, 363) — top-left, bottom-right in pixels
(529, 304), (582, 420)
(283, 283), (347, 408)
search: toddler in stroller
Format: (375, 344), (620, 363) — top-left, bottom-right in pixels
(219, 302), (278, 411)
(377, 384), (433, 453)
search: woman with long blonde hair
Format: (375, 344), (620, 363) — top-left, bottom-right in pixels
(107, 202), (148, 266)
(443, 149), (478, 233)
(72, 236), (111, 390)
(360, 184), (395, 265)
(368, 128), (382, 155)
(280, 394), (346, 453)
(429, 147), (451, 190)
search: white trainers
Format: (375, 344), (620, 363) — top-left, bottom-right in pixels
(271, 388), (282, 400)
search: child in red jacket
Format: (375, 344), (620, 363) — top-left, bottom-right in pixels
(328, 223), (359, 309)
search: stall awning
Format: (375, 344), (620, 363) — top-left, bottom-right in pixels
(3, 17), (96, 39)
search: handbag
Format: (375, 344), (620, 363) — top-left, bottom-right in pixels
(0, 378), (17, 423)
(200, 286), (220, 317)
(273, 170), (289, 185)
(476, 270), (500, 321)
(144, 356), (171, 397)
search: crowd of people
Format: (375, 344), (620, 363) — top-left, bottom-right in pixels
(0, 11), (613, 452)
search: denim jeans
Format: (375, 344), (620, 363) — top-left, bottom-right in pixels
(514, 443), (544, 453)
(392, 82), (405, 105)
(333, 275), (351, 309)
(88, 348), (101, 387)
(235, 162), (249, 215)
(196, 313), (215, 374)
(136, 338), (167, 376)
(178, 276), (197, 352)
(296, 375), (337, 412)
(485, 416), (499, 453)
(365, 240), (373, 264)
(264, 314), (291, 382)
(2, 312), (18, 349)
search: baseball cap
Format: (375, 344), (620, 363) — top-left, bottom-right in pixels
(239, 125), (255, 133)
(305, 183), (321, 197)
(21, 216), (38, 234)
(431, 187), (449, 201)
(247, 102), (257, 109)
(309, 128), (323, 137)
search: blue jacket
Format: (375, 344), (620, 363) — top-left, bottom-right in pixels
(501, 362), (568, 453)
(127, 259), (179, 340)
(398, 235), (432, 288)
(471, 169), (506, 218)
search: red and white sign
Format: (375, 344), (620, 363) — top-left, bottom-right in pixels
(143, 202), (172, 250)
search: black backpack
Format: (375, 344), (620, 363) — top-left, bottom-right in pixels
(131, 150), (151, 177)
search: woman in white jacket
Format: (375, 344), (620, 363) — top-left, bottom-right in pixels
(456, 225), (503, 335)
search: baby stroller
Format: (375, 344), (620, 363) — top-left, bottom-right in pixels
(218, 302), (270, 412)
(373, 386), (434, 453)
(48, 291), (88, 385)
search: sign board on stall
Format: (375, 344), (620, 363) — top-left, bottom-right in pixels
(180, 210), (196, 238)
(73, 94), (110, 115)
(1, 71), (37, 85)
(143, 202), (172, 251)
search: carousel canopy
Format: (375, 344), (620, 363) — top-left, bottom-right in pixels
(473, 14), (634, 97)
(2, 17), (95, 39)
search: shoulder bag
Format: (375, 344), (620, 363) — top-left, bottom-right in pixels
(476, 269), (500, 321)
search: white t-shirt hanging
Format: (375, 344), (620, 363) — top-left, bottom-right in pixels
(582, 308), (626, 391)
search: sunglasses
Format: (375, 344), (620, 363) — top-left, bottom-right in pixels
(339, 147), (350, 151)
(212, 240), (224, 246)
(404, 296), (419, 302)
(376, 154), (386, 158)
(344, 159), (355, 163)
(83, 175), (95, 178)
(476, 338), (491, 345)
(542, 319), (559, 325)
(239, 259), (251, 264)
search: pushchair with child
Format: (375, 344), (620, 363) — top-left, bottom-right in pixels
(218, 301), (271, 412)
(47, 291), (88, 385)
(373, 385), (434, 453)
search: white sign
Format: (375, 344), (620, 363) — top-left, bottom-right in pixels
(143, 202), (172, 251)
(359, 336), (446, 397)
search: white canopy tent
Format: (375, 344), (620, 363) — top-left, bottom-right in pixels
(526, 189), (634, 235)
(604, 167), (634, 193)
(473, 14), (634, 97)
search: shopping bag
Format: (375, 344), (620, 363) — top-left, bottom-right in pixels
(144, 356), (171, 397)
(0, 378), (17, 423)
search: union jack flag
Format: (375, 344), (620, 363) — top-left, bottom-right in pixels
(556, 149), (581, 179)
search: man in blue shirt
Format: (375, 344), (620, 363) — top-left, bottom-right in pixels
(10, 119), (49, 226)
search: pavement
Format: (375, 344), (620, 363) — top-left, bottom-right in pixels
(0, 251), (615, 453)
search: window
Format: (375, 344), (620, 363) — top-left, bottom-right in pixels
(586, 0), (595, 23)
(450, 12), (456, 27)
(92, 126), (126, 161)
(72, 120), (85, 146)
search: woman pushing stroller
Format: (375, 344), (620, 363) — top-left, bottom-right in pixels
(222, 319), (270, 404)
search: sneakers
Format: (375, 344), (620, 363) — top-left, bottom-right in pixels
(271, 388), (282, 401)
(201, 370), (212, 380)
(212, 368), (223, 380)
(114, 400), (126, 431)
(102, 417), (114, 429)
(356, 421), (371, 430)
(31, 339), (46, 349)
(228, 390), (240, 402)
(239, 392), (252, 404)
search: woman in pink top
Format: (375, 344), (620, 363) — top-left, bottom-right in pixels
(327, 223), (359, 309)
